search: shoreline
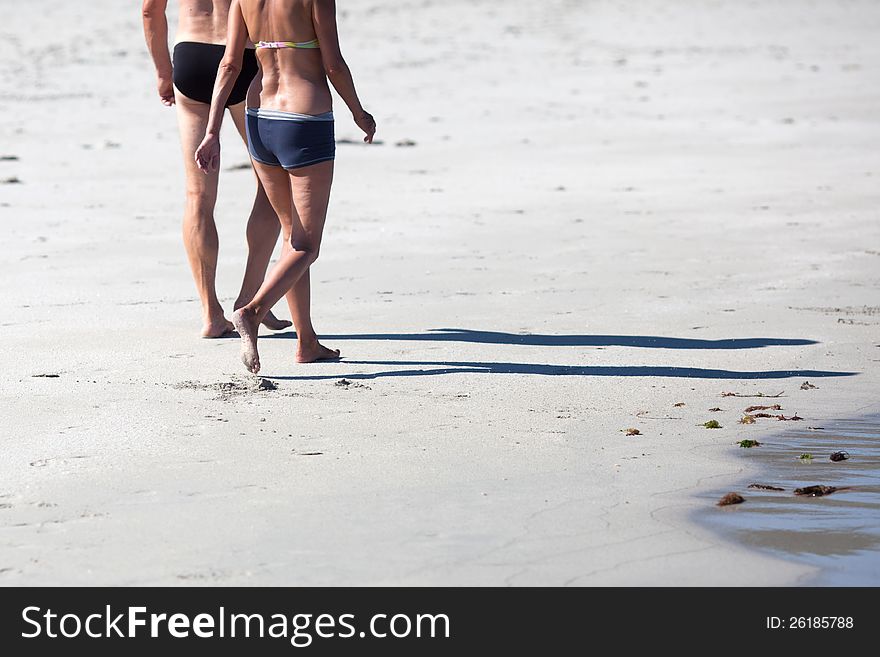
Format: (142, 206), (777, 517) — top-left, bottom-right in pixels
(696, 409), (880, 586)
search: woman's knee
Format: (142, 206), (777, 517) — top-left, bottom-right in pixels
(288, 236), (320, 263)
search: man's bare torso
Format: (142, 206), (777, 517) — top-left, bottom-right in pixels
(175, 0), (233, 44)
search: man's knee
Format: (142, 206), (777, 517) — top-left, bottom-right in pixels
(186, 190), (214, 223)
(184, 187), (216, 220)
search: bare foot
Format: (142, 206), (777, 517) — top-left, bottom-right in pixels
(201, 317), (235, 339)
(296, 339), (341, 363)
(262, 311), (293, 332)
(231, 308), (261, 373)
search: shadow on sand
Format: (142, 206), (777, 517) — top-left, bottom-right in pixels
(261, 327), (851, 381)
(264, 328), (818, 350)
(265, 360), (854, 382)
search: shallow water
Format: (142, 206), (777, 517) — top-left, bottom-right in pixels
(701, 415), (880, 586)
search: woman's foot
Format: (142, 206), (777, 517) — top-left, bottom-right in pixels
(232, 308), (261, 373)
(296, 338), (340, 363)
(262, 311), (293, 331)
(201, 316), (235, 338)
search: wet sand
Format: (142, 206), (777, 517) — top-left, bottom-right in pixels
(1, 0), (879, 585)
(702, 414), (880, 585)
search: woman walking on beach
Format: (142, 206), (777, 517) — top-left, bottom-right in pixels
(195, 0), (375, 373)
(142, 0), (291, 337)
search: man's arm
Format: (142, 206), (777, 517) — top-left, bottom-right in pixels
(142, 0), (175, 106)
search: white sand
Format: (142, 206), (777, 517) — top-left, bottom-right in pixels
(1, 0), (878, 585)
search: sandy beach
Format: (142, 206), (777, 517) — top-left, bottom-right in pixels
(1, 0), (878, 585)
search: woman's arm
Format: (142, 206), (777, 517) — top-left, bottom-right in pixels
(141, 0), (174, 106)
(313, 0), (376, 142)
(194, 0), (249, 173)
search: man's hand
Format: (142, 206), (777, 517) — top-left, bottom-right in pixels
(158, 75), (175, 106)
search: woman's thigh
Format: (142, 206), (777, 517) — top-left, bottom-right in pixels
(252, 160), (294, 234)
(288, 160), (334, 251)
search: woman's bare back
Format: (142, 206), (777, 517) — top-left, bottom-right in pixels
(240, 0), (333, 114)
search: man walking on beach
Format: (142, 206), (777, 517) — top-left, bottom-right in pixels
(142, 0), (291, 337)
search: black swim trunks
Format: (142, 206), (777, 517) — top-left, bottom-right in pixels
(172, 42), (258, 105)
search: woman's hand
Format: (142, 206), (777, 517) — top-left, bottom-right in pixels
(355, 110), (376, 143)
(194, 133), (220, 174)
(157, 74), (175, 106)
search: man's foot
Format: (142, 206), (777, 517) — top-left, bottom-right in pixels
(262, 311), (293, 331)
(201, 317), (235, 338)
(296, 339), (341, 363)
(232, 308), (261, 373)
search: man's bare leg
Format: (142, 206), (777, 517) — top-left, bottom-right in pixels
(175, 91), (233, 337)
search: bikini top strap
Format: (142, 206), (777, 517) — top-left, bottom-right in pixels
(256, 39), (320, 49)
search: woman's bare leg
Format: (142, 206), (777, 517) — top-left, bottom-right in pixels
(232, 160), (338, 373)
(226, 102), (293, 331)
(175, 92), (233, 338)
(281, 163), (339, 363)
(281, 244), (337, 363)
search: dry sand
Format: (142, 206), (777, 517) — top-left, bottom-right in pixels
(0, 0), (878, 585)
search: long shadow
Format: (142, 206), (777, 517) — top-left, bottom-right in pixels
(264, 328), (817, 350)
(265, 359), (855, 382)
